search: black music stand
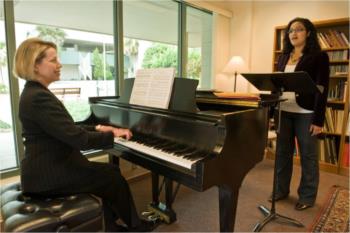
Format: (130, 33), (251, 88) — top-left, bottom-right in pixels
(241, 71), (321, 232)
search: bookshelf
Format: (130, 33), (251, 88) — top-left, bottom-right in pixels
(270, 18), (349, 176)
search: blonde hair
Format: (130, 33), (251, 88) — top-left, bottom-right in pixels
(13, 38), (57, 81)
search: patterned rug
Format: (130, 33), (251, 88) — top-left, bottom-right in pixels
(310, 185), (349, 232)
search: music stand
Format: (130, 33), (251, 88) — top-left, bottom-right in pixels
(241, 71), (321, 232)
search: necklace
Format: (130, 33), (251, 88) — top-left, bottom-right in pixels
(290, 52), (301, 64)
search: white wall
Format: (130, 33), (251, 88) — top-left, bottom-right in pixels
(223, 1), (349, 92)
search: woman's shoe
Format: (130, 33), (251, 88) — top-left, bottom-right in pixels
(268, 193), (289, 202)
(295, 202), (313, 211)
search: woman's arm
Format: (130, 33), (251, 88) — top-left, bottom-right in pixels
(29, 91), (114, 150)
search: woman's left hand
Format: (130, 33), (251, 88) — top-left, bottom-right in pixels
(309, 124), (322, 136)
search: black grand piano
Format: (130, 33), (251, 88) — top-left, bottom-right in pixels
(83, 78), (277, 232)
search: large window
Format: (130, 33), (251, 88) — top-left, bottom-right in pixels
(14, 1), (115, 122)
(0, 0), (214, 174)
(0, 0), (18, 171)
(123, 0), (179, 78)
(186, 6), (213, 89)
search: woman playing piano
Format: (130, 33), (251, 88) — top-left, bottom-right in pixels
(273, 18), (329, 211)
(14, 38), (154, 231)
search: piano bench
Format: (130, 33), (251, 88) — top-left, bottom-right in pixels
(1, 183), (103, 232)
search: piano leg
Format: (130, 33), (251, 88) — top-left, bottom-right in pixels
(165, 178), (173, 210)
(151, 172), (160, 206)
(219, 185), (238, 232)
(146, 174), (177, 224)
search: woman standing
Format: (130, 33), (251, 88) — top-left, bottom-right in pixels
(274, 18), (330, 210)
(14, 38), (154, 231)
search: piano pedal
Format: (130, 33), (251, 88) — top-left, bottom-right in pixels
(147, 213), (161, 222)
(141, 210), (162, 224)
(147, 203), (177, 224)
(141, 210), (155, 217)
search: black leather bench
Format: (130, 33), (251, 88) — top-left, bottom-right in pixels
(1, 183), (103, 232)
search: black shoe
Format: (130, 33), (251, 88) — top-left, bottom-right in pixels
(129, 219), (159, 232)
(268, 193), (289, 202)
(295, 202), (313, 211)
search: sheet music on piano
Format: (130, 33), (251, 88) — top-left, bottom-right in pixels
(130, 68), (175, 109)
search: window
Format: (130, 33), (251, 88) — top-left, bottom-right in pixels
(0, 0), (214, 173)
(123, 0), (179, 78)
(0, 0), (18, 171)
(186, 6), (213, 89)
(14, 1), (115, 121)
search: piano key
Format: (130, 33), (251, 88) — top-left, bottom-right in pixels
(114, 137), (202, 169)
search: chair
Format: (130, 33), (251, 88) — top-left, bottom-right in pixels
(1, 183), (103, 232)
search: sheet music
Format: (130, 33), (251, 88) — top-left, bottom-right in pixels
(130, 68), (175, 109)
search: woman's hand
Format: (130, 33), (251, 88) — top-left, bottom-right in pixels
(96, 125), (133, 140)
(112, 128), (133, 140)
(309, 124), (322, 136)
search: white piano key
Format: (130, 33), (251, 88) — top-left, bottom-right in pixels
(114, 137), (201, 169)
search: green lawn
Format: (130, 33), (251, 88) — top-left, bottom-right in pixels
(0, 119), (11, 130)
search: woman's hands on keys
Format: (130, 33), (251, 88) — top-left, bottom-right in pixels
(96, 125), (133, 140)
(112, 128), (133, 140)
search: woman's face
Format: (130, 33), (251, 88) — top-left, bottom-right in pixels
(288, 21), (308, 48)
(34, 47), (62, 85)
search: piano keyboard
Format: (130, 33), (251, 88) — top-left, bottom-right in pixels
(114, 135), (209, 169)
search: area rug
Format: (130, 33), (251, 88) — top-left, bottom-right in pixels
(310, 185), (349, 232)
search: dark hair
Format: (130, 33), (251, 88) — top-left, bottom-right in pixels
(282, 17), (321, 54)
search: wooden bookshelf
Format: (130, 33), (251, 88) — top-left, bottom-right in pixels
(271, 18), (349, 176)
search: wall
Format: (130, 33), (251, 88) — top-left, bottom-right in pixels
(224, 1), (349, 92)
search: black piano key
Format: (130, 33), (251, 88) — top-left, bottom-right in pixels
(128, 132), (209, 161)
(152, 140), (174, 150)
(160, 143), (179, 152)
(172, 145), (194, 156)
(183, 150), (209, 161)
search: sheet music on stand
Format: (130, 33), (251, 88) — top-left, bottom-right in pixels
(130, 68), (175, 109)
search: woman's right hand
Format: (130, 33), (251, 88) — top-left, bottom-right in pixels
(96, 125), (133, 140)
(112, 128), (133, 140)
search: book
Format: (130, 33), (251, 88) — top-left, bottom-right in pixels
(214, 92), (261, 100)
(342, 143), (349, 167)
(130, 68), (175, 109)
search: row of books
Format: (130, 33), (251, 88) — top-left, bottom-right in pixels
(347, 112), (350, 136)
(277, 29), (349, 51)
(318, 30), (349, 49)
(328, 80), (347, 101)
(330, 65), (348, 76)
(327, 50), (349, 61)
(318, 137), (338, 165)
(294, 137), (338, 165)
(324, 108), (345, 134)
(269, 135), (348, 166)
(342, 143), (349, 167)
(297, 140), (349, 167)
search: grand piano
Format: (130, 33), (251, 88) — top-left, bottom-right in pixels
(83, 78), (277, 232)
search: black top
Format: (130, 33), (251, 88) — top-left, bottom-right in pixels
(276, 51), (330, 126)
(19, 81), (114, 193)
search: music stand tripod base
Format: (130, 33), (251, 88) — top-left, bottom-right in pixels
(253, 205), (304, 232)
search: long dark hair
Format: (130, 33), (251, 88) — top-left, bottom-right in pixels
(282, 17), (321, 54)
